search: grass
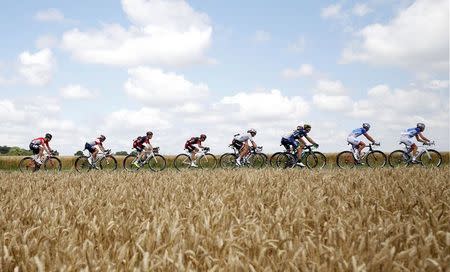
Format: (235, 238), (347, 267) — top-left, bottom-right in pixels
(0, 168), (448, 270)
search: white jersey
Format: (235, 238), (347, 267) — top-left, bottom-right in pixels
(234, 133), (253, 142)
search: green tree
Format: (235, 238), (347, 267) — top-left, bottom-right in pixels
(115, 151), (128, 156)
(0, 146), (11, 154)
(7, 147), (32, 156)
(74, 151), (84, 156)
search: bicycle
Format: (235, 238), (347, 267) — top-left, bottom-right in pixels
(19, 150), (61, 173)
(388, 142), (441, 167)
(336, 143), (386, 169)
(173, 147), (217, 171)
(74, 149), (118, 172)
(123, 147), (167, 172)
(219, 145), (267, 169)
(275, 145), (327, 169)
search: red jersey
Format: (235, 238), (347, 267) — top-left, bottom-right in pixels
(31, 137), (50, 148)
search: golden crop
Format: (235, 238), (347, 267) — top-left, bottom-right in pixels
(0, 168), (448, 271)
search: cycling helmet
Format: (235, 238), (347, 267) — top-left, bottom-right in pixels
(200, 134), (207, 140)
(248, 128), (257, 135)
(362, 123), (371, 130)
(99, 135), (106, 141)
(45, 133), (52, 140)
(146, 131), (153, 136)
(417, 123), (425, 131)
(303, 124), (311, 130)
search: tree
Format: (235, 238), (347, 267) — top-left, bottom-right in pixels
(115, 151), (128, 156)
(7, 147), (32, 156)
(74, 151), (84, 156)
(0, 146), (11, 154)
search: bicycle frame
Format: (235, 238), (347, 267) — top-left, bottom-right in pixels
(350, 143), (379, 160)
(403, 142), (435, 161)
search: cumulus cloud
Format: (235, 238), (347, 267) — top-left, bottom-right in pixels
(425, 80), (449, 90)
(18, 48), (54, 86)
(281, 64), (314, 79)
(352, 3), (372, 17)
(321, 4), (343, 19)
(313, 94), (352, 111)
(124, 67), (209, 106)
(219, 89), (309, 122)
(341, 0), (449, 71)
(287, 36), (306, 52)
(62, 0), (212, 67)
(36, 35), (58, 49)
(315, 79), (347, 94)
(34, 8), (65, 22)
(61, 85), (96, 99)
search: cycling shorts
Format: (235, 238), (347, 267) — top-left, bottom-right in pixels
(29, 143), (40, 154)
(281, 137), (299, 151)
(347, 136), (361, 147)
(85, 142), (96, 153)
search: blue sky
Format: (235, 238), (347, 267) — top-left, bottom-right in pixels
(0, 0), (448, 155)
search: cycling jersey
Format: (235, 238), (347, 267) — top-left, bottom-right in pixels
(282, 128), (307, 141)
(31, 137), (50, 147)
(348, 128), (367, 138)
(88, 138), (103, 147)
(401, 128), (421, 138)
(234, 133), (253, 142)
(185, 137), (202, 152)
(134, 136), (150, 152)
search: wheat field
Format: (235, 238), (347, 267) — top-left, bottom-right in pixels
(0, 168), (448, 271)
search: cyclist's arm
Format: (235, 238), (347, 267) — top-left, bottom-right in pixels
(417, 133), (430, 143)
(44, 142), (52, 153)
(99, 144), (106, 152)
(363, 133), (375, 143)
(250, 140), (257, 148)
(305, 136), (317, 145)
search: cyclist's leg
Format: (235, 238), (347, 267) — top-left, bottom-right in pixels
(296, 139), (305, 160)
(281, 138), (291, 152)
(239, 141), (249, 160)
(358, 141), (366, 156)
(38, 145), (45, 162)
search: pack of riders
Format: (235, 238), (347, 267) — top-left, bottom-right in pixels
(29, 122), (433, 166)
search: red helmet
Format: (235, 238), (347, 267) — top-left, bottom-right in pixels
(200, 134), (207, 140)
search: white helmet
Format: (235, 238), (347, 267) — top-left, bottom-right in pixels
(248, 128), (257, 135)
(362, 123), (370, 130)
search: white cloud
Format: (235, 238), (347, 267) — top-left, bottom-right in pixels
(316, 79), (347, 94)
(34, 8), (65, 22)
(61, 85), (96, 99)
(425, 80), (449, 90)
(287, 36), (306, 52)
(124, 67), (209, 106)
(105, 107), (172, 132)
(36, 35), (58, 49)
(281, 64), (314, 79)
(62, 0), (212, 67)
(252, 30), (271, 43)
(352, 3), (372, 16)
(0, 100), (27, 123)
(18, 48), (54, 86)
(321, 4), (343, 19)
(219, 89), (309, 122)
(313, 94), (353, 111)
(341, 0), (449, 71)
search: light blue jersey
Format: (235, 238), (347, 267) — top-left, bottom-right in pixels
(402, 127), (421, 138)
(349, 128), (367, 138)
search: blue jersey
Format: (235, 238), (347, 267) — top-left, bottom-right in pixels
(284, 128), (307, 141)
(402, 127), (421, 138)
(349, 128), (367, 138)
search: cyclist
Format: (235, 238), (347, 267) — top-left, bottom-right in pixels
(84, 135), (107, 167)
(132, 131), (153, 168)
(29, 133), (53, 164)
(232, 129), (257, 166)
(184, 134), (207, 167)
(347, 123), (378, 160)
(281, 124), (318, 167)
(400, 123), (431, 163)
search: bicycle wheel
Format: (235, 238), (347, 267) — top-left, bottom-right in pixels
(99, 155), (118, 171)
(336, 151), (356, 169)
(306, 152), (327, 169)
(219, 153), (238, 169)
(269, 152), (283, 167)
(44, 157), (62, 172)
(366, 151), (387, 168)
(173, 154), (191, 171)
(388, 150), (409, 168)
(420, 149), (442, 167)
(19, 157), (39, 173)
(248, 153), (266, 168)
(198, 153), (217, 169)
(147, 154), (167, 172)
(276, 153), (295, 169)
(123, 154), (140, 172)
(75, 156), (92, 172)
